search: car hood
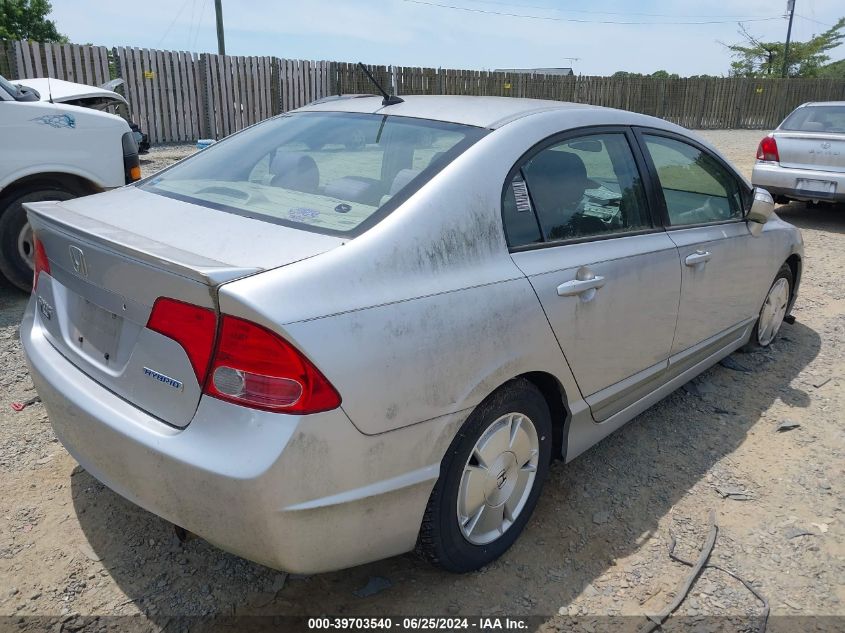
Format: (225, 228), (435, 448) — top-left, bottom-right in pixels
(14, 77), (128, 106)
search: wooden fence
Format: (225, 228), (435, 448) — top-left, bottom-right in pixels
(114, 47), (202, 144)
(5, 39), (845, 144)
(11, 40), (111, 86)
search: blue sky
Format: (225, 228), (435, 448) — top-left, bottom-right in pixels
(50, 0), (845, 76)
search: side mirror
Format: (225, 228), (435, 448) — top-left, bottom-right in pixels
(747, 188), (775, 237)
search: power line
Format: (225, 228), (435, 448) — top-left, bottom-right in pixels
(192, 0), (210, 51)
(157, 0), (193, 48)
(460, 0), (776, 20)
(186, 0), (200, 50)
(401, 0), (783, 25)
(795, 13), (836, 28)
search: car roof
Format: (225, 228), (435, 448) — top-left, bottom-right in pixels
(296, 94), (610, 129)
(800, 101), (845, 107)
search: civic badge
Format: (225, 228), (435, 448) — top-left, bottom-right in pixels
(68, 245), (88, 278)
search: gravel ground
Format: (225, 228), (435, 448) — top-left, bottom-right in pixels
(0, 130), (843, 632)
(138, 145), (195, 176)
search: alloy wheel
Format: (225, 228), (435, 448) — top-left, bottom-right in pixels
(456, 412), (539, 545)
(17, 222), (34, 271)
(758, 277), (790, 346)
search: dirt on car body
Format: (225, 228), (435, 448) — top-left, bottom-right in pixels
(0, 131), (842, 630)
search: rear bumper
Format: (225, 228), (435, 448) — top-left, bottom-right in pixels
(752, 162), (845, 202)
(22, 297), (461, 573)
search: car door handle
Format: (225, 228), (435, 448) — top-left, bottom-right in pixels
(557, 275), (606, 297)
(684, 250), (712, 266)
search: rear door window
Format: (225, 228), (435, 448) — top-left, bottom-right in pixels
(502, 132), (651, 246)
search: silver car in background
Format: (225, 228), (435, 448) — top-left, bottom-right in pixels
(21, 96), (803, 574)
(752, 101), (845, 205)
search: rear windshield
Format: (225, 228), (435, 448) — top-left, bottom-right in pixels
(142, 112), (487, 237)
(781, 105), (845, 133)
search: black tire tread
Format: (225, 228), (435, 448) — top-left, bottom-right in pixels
(415, 378), (552, 572)
(0, 186), (75, 291)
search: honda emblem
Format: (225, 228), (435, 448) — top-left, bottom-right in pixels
(68, 245), (88, 278)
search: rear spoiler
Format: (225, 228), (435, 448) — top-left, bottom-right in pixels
(25, 201), (261, 287)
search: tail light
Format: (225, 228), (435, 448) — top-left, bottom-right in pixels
(147, 298), (217, 382)
(146, 298), (341, 414)
(33, 235), (50, 290)
(756, 136), (780, 162)
(205, 315), (341, 414)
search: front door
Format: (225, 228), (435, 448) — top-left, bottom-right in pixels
(505, 129), (681, 421)
(636, 130), (766, 354)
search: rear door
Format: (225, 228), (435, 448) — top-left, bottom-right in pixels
(635, 129), (767, 355)
(507, 128), (681, 421)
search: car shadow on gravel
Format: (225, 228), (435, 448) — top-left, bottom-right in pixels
(777, 201), (845, 234)
(68, 316), (822, 622)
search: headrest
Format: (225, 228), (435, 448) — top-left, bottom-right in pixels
(428, 151), (448, 167)
(525, 150), (597, 209)
(324, 176), (381, 205)
(389, 169), (421, 196)
(269, 152), (319, 193)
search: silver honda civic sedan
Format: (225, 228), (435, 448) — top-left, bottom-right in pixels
(752, 101), (845, 205)
(21, 95), (802, 574)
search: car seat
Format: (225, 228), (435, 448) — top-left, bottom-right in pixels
(524, 150), (597, 239)
(269, 152), (320, 194)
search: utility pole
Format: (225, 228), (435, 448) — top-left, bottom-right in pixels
(214, 0), (226, 56)
(781, 0), (795, 77)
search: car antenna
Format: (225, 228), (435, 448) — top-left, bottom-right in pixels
(46, 76), (54, 103)
(357, 62), (403, 106)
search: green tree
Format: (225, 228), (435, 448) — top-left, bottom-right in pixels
(612, 70), (682, 79)
(725, 18), (845, 77)
(818, 58), (845, 78)
(0, 0), (66, 42)
(650, 70), (680, 79)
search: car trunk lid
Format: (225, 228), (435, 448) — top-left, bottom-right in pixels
(25, 188), (344, 428)
(773, 131), (845, 172)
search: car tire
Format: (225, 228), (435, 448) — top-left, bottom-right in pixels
(744, 263), (793, 351)
(416, 379), (552, 572)
(0, 187), (76, 292)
